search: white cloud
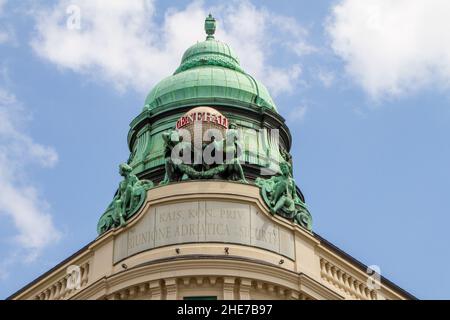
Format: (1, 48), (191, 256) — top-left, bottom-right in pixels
(30, 0), (311, 97)
(287, 104), (307, 123)
(0, 88), (60, 261)
(327, 0), (450, 98)
(264, 65), (302, 96)
(0, 32), (8, 44)
(0, 268), (7, 280)
(0, 0), (6, 14)
(317, 69), (335, 88)
(0, 0), (13, 45)
(216, 2), (309, 95)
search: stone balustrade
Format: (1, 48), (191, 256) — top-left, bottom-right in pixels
(319, 257), (377, 300)
(34, 261), (90, 300)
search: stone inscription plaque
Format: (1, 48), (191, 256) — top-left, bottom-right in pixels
(113, 201), (295, 263)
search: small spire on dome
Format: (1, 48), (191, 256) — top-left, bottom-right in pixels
(205, 13), (216, 40)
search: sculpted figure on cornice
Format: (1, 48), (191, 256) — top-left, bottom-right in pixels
(159, 122), (247, 184)
(97, 163), (153, 234)
(256, 150), (312, 231)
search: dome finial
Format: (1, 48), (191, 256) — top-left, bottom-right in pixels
(205, 13), (216, 40)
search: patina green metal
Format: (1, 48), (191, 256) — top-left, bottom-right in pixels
(255, 153), (312, 231)
(174, 23), (243, 74)
(159, 125), (248, 184)
(128, 110), (289, 180)
(130, 15), (286, 178)
(98, 15), (312, 234)
(223, 122), (247, 183)
(205, 13), (216, 40)
(97, 164), (154, 234)
(175, 53), (245, 74)
(144, 67), (275, 112)
(143, 15), (277, 113)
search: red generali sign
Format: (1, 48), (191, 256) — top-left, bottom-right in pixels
(176, 106), (229, 130)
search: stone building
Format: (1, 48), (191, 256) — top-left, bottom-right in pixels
(8, 15), (414, 301)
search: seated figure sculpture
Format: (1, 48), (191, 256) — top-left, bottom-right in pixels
(97, 163), (153, 234)
(160, 130), (181, 184)
(223, 123), (247, 183)
(159, 123), (248, 183)
(256, 158), (312, 231)
(160, 130), (193, 184)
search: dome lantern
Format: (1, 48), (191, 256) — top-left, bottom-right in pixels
(143, 14), (277, 112)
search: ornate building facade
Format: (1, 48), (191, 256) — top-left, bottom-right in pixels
(9, 15), (413, 301)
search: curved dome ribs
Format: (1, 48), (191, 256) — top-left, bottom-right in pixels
(143, 14), (277, 113)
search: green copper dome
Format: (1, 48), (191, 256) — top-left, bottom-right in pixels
(175, 39), (243, 74)
(144, 14), (277, 112)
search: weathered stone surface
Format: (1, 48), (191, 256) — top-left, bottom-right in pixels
(250, 206), (280, 254)
(155, 202), (200, 247)
(127, 207), (156, 257)
(113, 200), (294, 263)
(204, 201), (251, 244)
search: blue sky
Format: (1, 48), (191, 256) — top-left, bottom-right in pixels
(0, 0), (449, 299)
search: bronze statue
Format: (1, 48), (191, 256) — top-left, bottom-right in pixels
(160, 130), (192, 184)
(223, 123), (247, 183)
(256, 156), (312, 231)
(159, 124), (248, 183)
(97, 163), (153, 234)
